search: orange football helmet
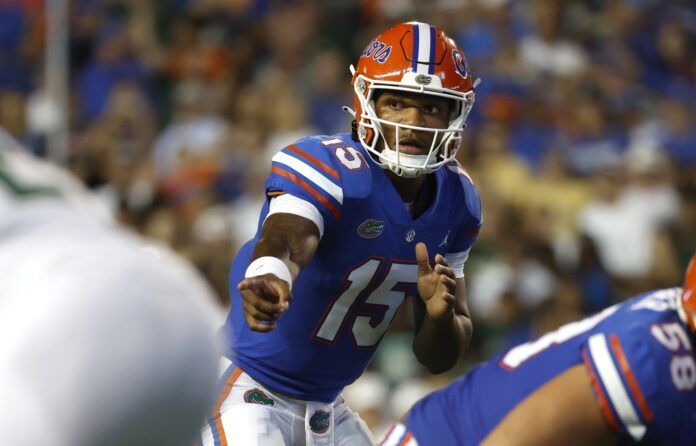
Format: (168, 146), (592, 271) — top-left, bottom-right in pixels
(349, 22), (477, 178)
(682, 253), (696, 332)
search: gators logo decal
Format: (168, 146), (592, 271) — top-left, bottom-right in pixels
(357, 219), (385, 239)
(309, 410), (331, 434)
(243, 388), (275, 407)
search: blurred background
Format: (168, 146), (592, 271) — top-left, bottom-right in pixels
(2, 0), (695, 438)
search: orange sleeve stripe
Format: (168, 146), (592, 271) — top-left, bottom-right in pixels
(609, 334), (654, 422)
(582, 348), (621, 432)
(399, 432), (414, 446)
(271, 166), (340, 220)
(288, 144), (340, 180)
(211, 367), (243, 446)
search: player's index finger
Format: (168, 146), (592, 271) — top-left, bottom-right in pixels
(261, 278), (284, 303)
(268, 279), (292, 306)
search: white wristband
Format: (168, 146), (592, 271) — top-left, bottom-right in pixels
(244, 256), (293, 289)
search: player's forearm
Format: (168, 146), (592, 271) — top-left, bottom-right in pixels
(252, 234), (302, 280)
(413, 311), (473, 374)
(251, 214), (320, 281)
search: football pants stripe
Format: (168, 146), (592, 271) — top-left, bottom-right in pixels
(209, 366), (243, 446)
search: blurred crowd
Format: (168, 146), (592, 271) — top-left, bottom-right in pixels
(1, 0), (695, 436)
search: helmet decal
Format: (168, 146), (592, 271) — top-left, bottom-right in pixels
(362, 39), (393, 64)
(451, 49), (469, 79)
(410, 23), (438, 74)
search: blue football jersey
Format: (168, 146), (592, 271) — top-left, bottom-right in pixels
(221, 133), (482, 403)
(404, 288), (696, 446)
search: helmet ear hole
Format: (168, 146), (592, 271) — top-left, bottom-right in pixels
(350, 120), (359, 141)
(449, 99), (461, 121)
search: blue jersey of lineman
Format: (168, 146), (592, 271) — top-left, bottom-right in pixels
(405, 288), (696, 446)
(221, 133), (481, 403)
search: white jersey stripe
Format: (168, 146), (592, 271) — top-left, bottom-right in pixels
(416, 23), (431, 74)
(588, 334), (647, 441)
(266, 193), (325, 237)
(321, 138), (343, 146)
(378, 423), (406, 446)
(272, 151), (343, 204)
(445, 248), (471, 278)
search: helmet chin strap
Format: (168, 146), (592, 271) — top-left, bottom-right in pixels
(378, 147), (432, 178)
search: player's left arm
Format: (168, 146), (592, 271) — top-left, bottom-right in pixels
(412, 243), (473, 374)
(480, 365), (618, 446)
(412, 174), (481, 374)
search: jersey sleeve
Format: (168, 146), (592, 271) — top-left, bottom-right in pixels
(581, 324), (696, 445)
(265, 138), (344, 234)
(445, 170), (482, 278)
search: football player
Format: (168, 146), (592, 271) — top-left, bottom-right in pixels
(380, 254), (696, 446)
(202, 22), (481, 446)
(0, 143), (222, 445)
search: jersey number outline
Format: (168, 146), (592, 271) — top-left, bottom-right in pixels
(651, 323), (696, 391)
(334, 146), (366, 171)
(501, 305), (619, 370)
(312, 257), (417, 348)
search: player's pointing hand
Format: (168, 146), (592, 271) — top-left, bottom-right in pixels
(416, 242), (457, 320)
(238, 274), (292, 332)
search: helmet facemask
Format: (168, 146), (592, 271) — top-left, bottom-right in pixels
(352, 72), (475, 178)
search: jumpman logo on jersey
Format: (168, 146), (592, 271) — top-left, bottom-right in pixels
(439, 230), (450, 247)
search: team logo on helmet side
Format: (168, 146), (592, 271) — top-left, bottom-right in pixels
(362, 39), (392, 64)
(451, 49), (469, 79)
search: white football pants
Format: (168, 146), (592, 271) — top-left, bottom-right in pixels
(198, 358), (374, 446)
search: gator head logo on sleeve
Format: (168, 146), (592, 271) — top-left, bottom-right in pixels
(243, 388), (275, 407)
(309, 410), (331, 434)
(357, 219), (385, 239)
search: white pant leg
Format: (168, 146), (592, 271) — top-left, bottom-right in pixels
(333, 397), (374, 446)
(200, 359), (374, 446)
(200, 360), (303, 446)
